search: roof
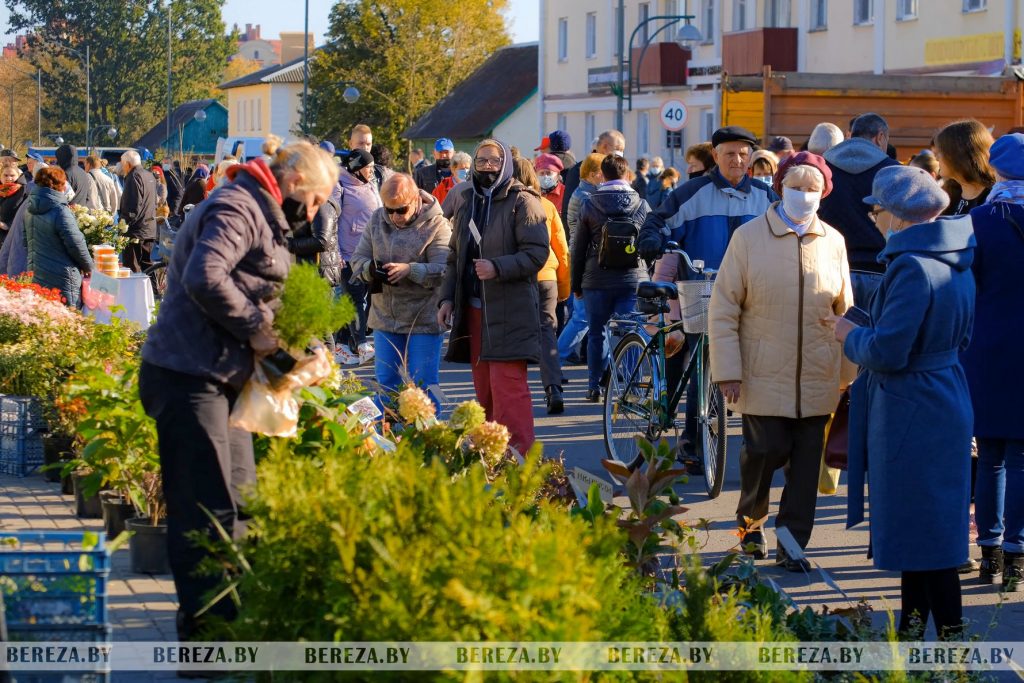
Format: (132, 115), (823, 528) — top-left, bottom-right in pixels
(402, 44), (538, 140)
(219, 53), (306, 89)
(133, 99), (226, 150)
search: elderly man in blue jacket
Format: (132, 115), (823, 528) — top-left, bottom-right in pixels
(638, 125), (778, 468)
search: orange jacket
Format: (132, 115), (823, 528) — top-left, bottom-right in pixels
(538, 196), (570, 300)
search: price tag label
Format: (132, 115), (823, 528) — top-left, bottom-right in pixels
(468, 218), (482, 244)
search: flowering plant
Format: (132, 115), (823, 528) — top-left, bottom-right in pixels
(70, 204), (130, 252)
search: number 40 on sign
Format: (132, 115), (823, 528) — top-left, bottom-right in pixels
(660, 99), (688, 131)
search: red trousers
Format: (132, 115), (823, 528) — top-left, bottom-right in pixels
(466, 306), (535, 454)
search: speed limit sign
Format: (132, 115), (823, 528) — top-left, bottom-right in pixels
(660, 99), (688, 131)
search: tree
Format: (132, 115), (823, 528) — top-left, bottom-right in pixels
(0, 58), (41, 153)
(308, 0), (510, 152)
(5, 0), (236, 146)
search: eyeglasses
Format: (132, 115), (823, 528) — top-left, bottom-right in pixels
(385, 203), (413, 215)
(868, 207), (885, 223)
(475, 156), (503, 169)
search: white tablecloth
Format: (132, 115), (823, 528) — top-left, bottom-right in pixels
(84, 273), (156, 330)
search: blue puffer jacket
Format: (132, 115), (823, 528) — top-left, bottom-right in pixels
(639, 168), (778, 273)
(23, 185), (93, 307)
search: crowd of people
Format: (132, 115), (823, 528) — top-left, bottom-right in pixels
(4, 110), (1021, 643)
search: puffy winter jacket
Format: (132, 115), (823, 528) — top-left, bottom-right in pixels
(350, 191), (452, 335)
(23, 185), (94, 307)
(119, 166), (157, 240)
(337, 169), (382, 261)
(289, 184), (342, 285)
(141, 161), (292, 390)
(709, 205), (857, 418)
(572, 180), (648, 292)
(538, 196), (570, 301)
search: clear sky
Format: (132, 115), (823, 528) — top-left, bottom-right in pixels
(2, 0), (539, 46)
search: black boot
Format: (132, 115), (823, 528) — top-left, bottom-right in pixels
(1004, 552), (1024, 593)
(545, 384), (564, 415)
(979, 546), (1003, 584)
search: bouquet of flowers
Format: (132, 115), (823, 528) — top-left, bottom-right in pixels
(70, 205), (130, 252)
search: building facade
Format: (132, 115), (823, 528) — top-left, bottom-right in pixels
(219, 57), (304, 140)
(540, 0), (1024, 170)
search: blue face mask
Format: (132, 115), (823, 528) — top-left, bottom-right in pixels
(456, 169), (469, 182)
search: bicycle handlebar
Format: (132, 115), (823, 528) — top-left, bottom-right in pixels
(662, 241), (716, 277)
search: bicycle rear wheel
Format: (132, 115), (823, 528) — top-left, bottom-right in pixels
(698, 359), (727, 498)
(603, 332), (662, 470)
(144, 263), (168, 299)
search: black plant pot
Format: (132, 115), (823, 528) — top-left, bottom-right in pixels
(72, 472), (102, 518)
(61, 467), (73, 495)
(126, 517), (170, 574)
(42, 436), (73, 483)
(100, 491), (136, 539)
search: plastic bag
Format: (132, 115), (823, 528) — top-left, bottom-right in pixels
(818, 413), (841, 495)
(230, 363), (299, 437)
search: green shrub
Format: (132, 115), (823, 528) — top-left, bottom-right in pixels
(274, 264), (355, 351)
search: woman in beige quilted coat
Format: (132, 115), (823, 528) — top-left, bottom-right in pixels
(709, 153), (856, 571)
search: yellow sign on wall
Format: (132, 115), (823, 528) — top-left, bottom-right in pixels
(925, 32), (1005, 67)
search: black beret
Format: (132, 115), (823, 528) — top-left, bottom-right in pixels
(711, 126), (759, 147)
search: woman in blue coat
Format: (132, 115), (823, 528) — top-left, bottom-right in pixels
(962, 133), (1024, 592)
(23, 166), (93, 308)
(831, 165), (975, 639)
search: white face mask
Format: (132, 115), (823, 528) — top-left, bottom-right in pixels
(650, 166), (664, 175)
(782, 187), (821, 223)
(162, 162), (172, 171)
(755, 175), (774, 185)
(538, 174), (558, 190)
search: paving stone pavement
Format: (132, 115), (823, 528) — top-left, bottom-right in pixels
(2, 361), (1022, 681)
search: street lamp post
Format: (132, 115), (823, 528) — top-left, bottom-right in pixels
(87, 124), (118, 148)
(614, 7), (703, 131)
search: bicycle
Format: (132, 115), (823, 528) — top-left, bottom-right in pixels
(602, 243), (728, 498)
(144, 204), (191, 298)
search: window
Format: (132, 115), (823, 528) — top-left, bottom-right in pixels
(701, 110), (715, 142)
(638, 3), (650, 44)
(662, 0), (679, 42)
(702, 0), (715, 43)
(811, 0), (828, 29)
(585, 114), (596, 151)
(764, 0), (790, 27)
(666, 130), (684, 150)
(854, 0), (873, 25)
(732, 0), (750, 31)
(963, 0), (986, 10)
(556, 114), (567, 135)
(586, 12), (597, 59)
(254, 50), (260, 59)
(897, 0), (917, 19)
(638, 112), (650, 157)
(558, 18), (568, 61)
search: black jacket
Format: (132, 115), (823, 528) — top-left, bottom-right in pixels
(572, 182), (648, 292)
(179, 177), (208, 213)
(561, 161), (582, 229)
(164, 168), (184, 216)
(414, 163), (449, 194)
(289, 190), (342, 286)
(119, 166), (158, 240)
(0, 176), (27, 231)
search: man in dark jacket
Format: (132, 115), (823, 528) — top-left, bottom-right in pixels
(118, 149), (158, 276)
(160, 157), (184, 216)
(414, 137), (454, 194)
(437, 138), (549, 454)
(289, 184), (342, 286)
(55, 143), (101, 210)
(817, 112), (900, 304)
(561, 130), (624, 228)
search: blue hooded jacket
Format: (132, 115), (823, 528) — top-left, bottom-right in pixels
(844, 214), (976, 571)
(23, 185), (94, 307)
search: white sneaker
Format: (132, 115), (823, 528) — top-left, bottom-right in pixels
(334, 346), (361, 366)
(357, 342), (375, 364)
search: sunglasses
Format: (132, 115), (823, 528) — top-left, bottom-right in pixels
(385, 203), (413, 216)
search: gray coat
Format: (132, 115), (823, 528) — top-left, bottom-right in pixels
(141, 166), (292, 390)
(56, 144), (101, 211)
(23, 185), (94, 307)
(350, 191), (451, 335)
(439, 140), (549, 364)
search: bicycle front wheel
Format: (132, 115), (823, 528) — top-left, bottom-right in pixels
(604, 332), (662, 470)
(698, 361), (727, 499)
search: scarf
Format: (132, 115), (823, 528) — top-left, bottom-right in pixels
(986, 180), (1024, 206)
(0, 183), (21, 199)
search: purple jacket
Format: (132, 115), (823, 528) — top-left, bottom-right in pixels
(337, 169), (382, 262)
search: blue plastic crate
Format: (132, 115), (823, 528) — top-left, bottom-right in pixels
(0, 395), (46, 477)
(0, 532), (110, 630)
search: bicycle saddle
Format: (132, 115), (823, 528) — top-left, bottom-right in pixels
(636, 281), (678, 300)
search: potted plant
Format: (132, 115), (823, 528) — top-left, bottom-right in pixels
(125, 467), (168, 574)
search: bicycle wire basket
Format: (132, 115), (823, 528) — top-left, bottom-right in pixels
(676, 280), (714, 334)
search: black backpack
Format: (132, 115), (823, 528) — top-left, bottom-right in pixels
(598, 215), (642, 269)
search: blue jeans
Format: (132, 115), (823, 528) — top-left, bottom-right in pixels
(583, 287), (637, 391)
(557, 295), (589, 362)
(975, 438), (1024, 553)
(373, 330), (443, 411)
